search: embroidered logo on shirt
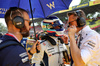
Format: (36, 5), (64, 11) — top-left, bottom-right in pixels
(43, 43), (46, 46)
(85, 41), (96, 49)
(0, 40), (2, 43)
(49, 54), (52, 56)
(19, 52), (29, 63)
(21, 57), (29, 63)
(19, 52), (28, 57)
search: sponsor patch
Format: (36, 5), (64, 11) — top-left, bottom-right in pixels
(49, 54), (52, 57)
(0, 40), (2, 43)
(21, 57), (29, 63)
(48, 48), (54, 51)
(19, 52), (29, 63)
(19, 52), (28, 58)
(84, 41), (96, 49)
(43, 43), (46, 46)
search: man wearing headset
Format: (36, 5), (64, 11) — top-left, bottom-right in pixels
(31, 16), (69, 66)
(0, 7), (40, 66)
(63, 10), (100, 66)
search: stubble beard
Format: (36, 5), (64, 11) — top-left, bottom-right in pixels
(21, 31), (29, 37)
(20, 26), (30, 37)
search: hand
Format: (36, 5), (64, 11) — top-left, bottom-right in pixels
(63, 58), (70, 65)
(68, 25), (77, 37)
(30, 40), (41, 54)
(61, 34), (68, 44)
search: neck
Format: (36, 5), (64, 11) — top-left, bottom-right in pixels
(77, 25), (86, 33)
(8, 31), (23, 42)
(8, 24), (23, 42)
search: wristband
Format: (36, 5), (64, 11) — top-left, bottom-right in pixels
(65, 43), (69, 45)
(28, 50), (33, 56)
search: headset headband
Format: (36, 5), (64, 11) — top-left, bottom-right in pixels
(10, 7), (23, 20)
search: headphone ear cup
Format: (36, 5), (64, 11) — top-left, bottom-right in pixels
(12, 16), (24, 29)
(76, 18), (81, 27)
(76, 17), (86, 27)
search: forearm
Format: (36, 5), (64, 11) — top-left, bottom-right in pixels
(27, 49), (34, 60)
(28, 54), (32, 60)
(69, 36), (85, 66)
(27, 40), (40, 60)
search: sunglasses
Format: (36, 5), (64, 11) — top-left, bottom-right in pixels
(24, 19), (32, 26)
(67, 20), (76, 27)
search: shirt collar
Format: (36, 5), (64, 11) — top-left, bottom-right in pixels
(6, 33), (20, 42)
(77, 25), (91, 37)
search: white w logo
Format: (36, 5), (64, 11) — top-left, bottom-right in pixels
(46, 1), (55, 9)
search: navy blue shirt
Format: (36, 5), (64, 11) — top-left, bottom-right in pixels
(0, 34), (31, 66)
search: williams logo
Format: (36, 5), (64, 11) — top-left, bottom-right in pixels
(46, 1), (55, 9)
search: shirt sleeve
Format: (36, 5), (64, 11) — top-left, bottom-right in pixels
(80, 34), (98, 64)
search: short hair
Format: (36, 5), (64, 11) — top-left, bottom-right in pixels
(4, 7), (28, 26)
(67, 10), (86, 19)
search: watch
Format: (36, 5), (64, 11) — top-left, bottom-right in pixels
(28, 50), (33, 56)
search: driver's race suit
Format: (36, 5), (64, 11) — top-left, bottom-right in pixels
(31, 36), (68, 66)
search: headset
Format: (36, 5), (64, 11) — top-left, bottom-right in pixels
(10, 7), (24, 29)
(75, 10), (86, 27)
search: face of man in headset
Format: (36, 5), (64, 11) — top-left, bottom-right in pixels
(68, 14), (79, 33)
(68, 14), (77, 26)
(20, 12), (31, 37)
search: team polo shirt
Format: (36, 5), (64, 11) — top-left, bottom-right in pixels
(0, 33), (31, 66)
(78, 26), (100, 66)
